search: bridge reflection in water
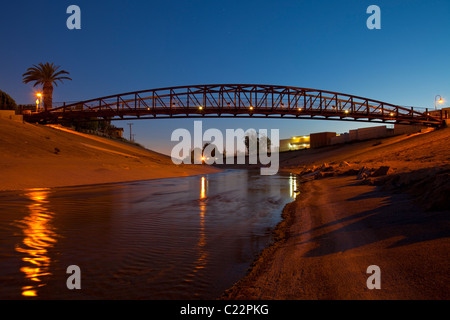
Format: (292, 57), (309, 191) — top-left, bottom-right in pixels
(14, 189), (57, 297)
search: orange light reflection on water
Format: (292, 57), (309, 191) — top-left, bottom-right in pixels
(200, 176), (206, 200)
(290, 174), (298, 199)
(195, 177), (208, 272)
(15, 188), (57, 297)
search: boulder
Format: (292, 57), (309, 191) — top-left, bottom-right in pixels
(322, 172), (335, 178)
(357, 166), (372, 180)
(342, 168), (359, 176)
(339, 161), (350, 167)
(319, 163), (334, 172)
(302, 170), (320, 179)
(371, 166), (393, 177)
(357, 177), (375, 185)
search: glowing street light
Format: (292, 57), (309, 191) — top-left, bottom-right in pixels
(435, 95), (443, 110)
(36, 92), (43, 112)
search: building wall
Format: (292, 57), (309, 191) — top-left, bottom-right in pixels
(428, 107), (450, 119)
(393, 124), (425, 135)
(347, 126), (389, 142)
(349, 129), (358, 142)
(0, 110), (23, 122)
(331, 126), (394, 146)
(330, 133), (349, 145)
(303, 122), (433, 149)
(356, 126), (388, 141)
(279, 136), (310, 152)
(442, 107), (450, 119)
(310, 132), (336, 149)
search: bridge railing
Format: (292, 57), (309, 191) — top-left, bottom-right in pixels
(26, 84), (444, 126)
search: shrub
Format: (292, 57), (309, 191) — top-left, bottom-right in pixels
(0, 90), (17, 110)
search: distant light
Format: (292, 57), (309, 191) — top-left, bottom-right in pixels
(390, 112), (395, 117)
(439, 98), (444, 104)
(36, 93), (42, 97)
(344, 110), (349, 114)
(201, 156), (205, 161)
(249, 106), (254, 111)
(198, 106), (203, 110)
(298, 108), (302, 111)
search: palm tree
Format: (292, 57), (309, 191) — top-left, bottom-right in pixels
(22, 62), (72, 111)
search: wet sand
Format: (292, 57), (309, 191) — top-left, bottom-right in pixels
(223, 128), (450, 300)
(223, 176), (449, 299)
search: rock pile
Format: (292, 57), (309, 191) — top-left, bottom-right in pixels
(298, 162), (395, 184)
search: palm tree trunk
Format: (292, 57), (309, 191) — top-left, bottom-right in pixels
(43, 83), (53, 111)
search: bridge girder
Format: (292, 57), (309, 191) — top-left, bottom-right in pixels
(24, 84), (444, 126)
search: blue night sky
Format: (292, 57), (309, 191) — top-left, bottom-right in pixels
(1, 0), (449, 155)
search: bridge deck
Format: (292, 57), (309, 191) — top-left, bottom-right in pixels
(23, 84), (445, 126)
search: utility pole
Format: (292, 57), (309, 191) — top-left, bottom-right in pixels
(127, 123), (134, 141)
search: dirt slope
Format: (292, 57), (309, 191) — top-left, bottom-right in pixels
(0, 118), (219, 191)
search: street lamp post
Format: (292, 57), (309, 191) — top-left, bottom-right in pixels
(435, 95), (443, 110)
(36, 93), (43, 112)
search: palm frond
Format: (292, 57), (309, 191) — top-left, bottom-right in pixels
(22, 62), (72, 86)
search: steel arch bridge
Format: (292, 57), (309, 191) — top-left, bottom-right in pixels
(24, 84), (444, 126)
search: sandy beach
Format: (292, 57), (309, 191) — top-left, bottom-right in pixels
(223, 127), (450, 300)
(0, 118), (219, 191)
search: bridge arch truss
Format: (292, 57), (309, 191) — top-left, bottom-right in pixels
(25, 84), (444, 126)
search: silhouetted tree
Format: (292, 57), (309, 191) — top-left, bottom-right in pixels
(202, 142), (218, 158)
(22, 62), (72, 110)
(244, 132), (272, 154)
(0, 90), (17, 110)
